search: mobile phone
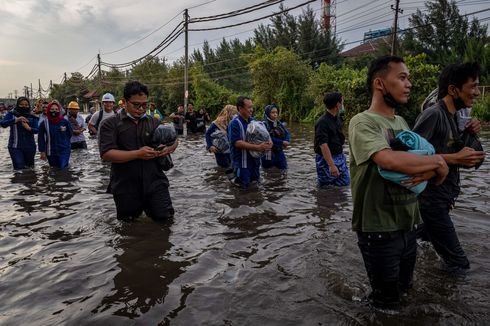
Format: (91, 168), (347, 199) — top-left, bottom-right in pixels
(156, 144), (166, 151)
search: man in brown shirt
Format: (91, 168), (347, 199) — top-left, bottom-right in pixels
(98, 81), (177, 221)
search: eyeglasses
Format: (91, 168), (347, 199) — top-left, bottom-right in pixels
(128, 101), (148, 109)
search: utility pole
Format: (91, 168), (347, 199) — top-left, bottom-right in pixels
(64, 72), (68, 83)
(38, 79), (42, 99)
(30, 83), (33, 100)
(14, 90), (18, 99)
(49, 80), (53, 95)
(24, 86), (28, 98)
(183, 8), (189, 137)
(391, 0), (403, 55)
(97, 53), (102, 91)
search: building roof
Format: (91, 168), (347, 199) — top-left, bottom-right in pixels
(340, 37), (390, 58)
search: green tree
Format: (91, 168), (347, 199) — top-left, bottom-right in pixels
(190, 64), (237, 117)
(403, 53), (440, 126)
(402, 0), (488, 66)
(254, 5), (343, 67)
(246, 47), (313, 122)
(307, 63), (368, 122)
(50, 72), (89, 105)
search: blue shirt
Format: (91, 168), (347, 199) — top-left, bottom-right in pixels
(0, 111), (39, 149)
(38, 119), (73, 156)
(205, 122), (219, 149)
(227, 115), (258, 169)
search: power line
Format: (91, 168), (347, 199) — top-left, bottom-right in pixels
(189, 0), (317, 31)
(101, 11), (183, 56)
(190, 0), (284, 23)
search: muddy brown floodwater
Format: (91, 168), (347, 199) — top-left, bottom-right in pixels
(0, 123), (489, 325)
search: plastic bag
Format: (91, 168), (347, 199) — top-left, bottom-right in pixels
(152, 124), (177, 146)
(152, 124), (177, 171)
(211, 129), (230, 153)
(246, 121), (271, 158)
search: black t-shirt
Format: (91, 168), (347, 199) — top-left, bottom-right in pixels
(314, 111), (345, 156)
(413, 100), (463, 206)
(98, 112), (169, 195)
(185, 111), (197, 132)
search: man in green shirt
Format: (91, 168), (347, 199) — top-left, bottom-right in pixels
(349, 56), (449, 309)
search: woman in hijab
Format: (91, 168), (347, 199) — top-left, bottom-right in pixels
(38, 100), (73, 169)
(261, 104), (290, 174)
(0, 97), (39, 169)
(205, 105), (238, 168)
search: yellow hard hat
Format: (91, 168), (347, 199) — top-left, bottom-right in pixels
(67, 101), (80, 109)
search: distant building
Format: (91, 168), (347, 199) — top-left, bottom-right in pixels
(340, 37), (390, 58)
(363, 28), (391, 42)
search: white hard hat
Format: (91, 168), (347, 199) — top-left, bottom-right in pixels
(102, 93), (115, 102)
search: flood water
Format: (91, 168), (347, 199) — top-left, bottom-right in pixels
(0, 122), (489, 325)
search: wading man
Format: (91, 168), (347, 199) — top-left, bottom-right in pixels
(99, 81), (177, 221)
(349, 56), (449, 309)
(314, 92), (350, 187)
(413, 63), (485, 274)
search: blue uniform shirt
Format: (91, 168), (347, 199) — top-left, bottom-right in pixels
(0, 111), (39, 149)
(38, 119), (73, 156)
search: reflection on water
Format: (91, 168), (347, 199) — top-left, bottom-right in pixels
(0, 124), (489, 325)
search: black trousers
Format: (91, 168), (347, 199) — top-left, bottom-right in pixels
(357, 229), (417, 309)
(113, 183), (174, 221)
(418, 204), (470, 271)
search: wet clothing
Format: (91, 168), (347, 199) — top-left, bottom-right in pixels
(349, 110), (420, 309)
(205, 122), (231, 168)
(261, 113), (290, 171)
(172, 111), (185, 135)
(195, 111), (209, 133)
(38, 119), (73, 169)
(228, 115), (260, 187)
(412, 100), (470, 270)
(315, 153), (350, 187)
(357, 229), (417, 309)
(66, 114), (87, 149)
(185, 111), (197, 133)
(314, 111), (349, 187)
(98, 111), (174, 221)
(1, 111), (39, 169)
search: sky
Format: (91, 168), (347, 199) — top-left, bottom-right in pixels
(0, 0), (488, 99)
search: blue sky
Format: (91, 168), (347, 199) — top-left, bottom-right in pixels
(0, 0), (487, 98)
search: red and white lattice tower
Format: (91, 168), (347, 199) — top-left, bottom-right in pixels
(322, 0), (336, 34)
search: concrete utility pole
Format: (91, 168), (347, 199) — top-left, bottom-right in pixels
(38, 79), (42, 99)
(183, 8), (189, 137)
(391, 0), (403, 55)
(14, 90), (18, 99)
(30, 83), (33, 100)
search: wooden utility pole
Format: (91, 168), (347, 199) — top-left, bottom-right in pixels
(183, 8), (189, 137)
(391, 0), (402, 55)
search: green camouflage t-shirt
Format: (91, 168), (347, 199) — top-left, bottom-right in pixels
(348, 111), (420, 232)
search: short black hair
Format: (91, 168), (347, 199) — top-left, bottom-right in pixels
(236, 96), (251, 109)
(123, 80), (149, 100)
(437, 63), (481, 99)
(323, 92), (342, 109)
(367, 55), (404, 95)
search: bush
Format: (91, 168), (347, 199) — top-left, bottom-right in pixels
(472, 94), (490, 122)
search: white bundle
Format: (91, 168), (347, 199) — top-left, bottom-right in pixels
(246, 120), (271, 158)
(211, 129), (230, 153)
